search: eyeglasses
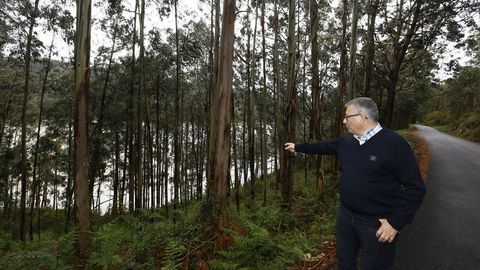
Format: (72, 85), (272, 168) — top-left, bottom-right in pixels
(344, 113), (362, 120)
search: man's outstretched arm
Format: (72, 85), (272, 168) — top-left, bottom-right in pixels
(284, 139), (341, 155)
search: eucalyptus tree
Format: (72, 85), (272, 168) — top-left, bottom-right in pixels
(73, 0), (92, 263)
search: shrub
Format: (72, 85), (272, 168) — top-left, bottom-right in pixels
(422, 110), (452, 126)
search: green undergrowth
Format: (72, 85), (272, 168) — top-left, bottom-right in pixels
(0, 164), (339, 269)
(423, 110), (480, 143)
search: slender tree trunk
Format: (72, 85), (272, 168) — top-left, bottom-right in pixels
(128, 0), (138, 212)
(301, 19), (308, 184)
(135, 0), (146, 211)
(272, 0), (281, 190)
(242, 92), (247, 189)
(4, 173), (11, 221)
(12, 182), (18, 240)
(260, 0), (268, 206)
(196, 115), (204, 200)
(248, 0), (258, 200)
(183, 119), (189, 210)
(309, 0), (324, 191)
(163, 105), (170, 217)
(173, 0), (181, 217)
(333, 0), (349, 172)
(363, 0), (380, 97)
(155, 76), (162, 207)
(147, 99), (155, 210)
(120, 123), (128, 213)
(281, 0), (297, 209)
(74, 0), (92, 264)
(54, 159), (59, 218)
(232, 96), (240, 211)
(65, 120), (74, 233)
(34, 173), (40, 239)
(349, 0), (359, 99)
(207, 0), (236, 249)
(29, 34), (54, 240)
(191, 115), (201, 201)
(205, 0), (221, 206)
(7, 173), (13, 221)
(112, 125), (120, 215)
(19, 0), (41, 242)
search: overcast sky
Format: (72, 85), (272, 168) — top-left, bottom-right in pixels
(32, 0), (478, 81)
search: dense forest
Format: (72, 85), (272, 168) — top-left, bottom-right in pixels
(0, 0), (479, 268)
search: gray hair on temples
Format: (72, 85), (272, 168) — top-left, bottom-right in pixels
(345, 97), (379, 122)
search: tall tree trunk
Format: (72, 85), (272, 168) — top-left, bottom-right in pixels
(19, 0), (41, 242)
(349, 0), (360, 99)
(147, 98), (155, 210)
(205, 0), (221, 206)
(363, 0), (380, 97)
(35, 175), (42, 239)
(163, 101), (170, 217)
(183, 119), (189, 210)
(248, 0), (258, 200)
(231, 96), (240, 211)
(54, 160), (58, 218)
(155, 76), (162, 207)
(281, 0), (297, 209)
(173, 0), (181, 217)
(128, 0), (138, 212)
(29, 34), (54, 240)
(112, 124), (120, 215)
(65, 119), (73, 233)
(242, 92), (247, 189)
(207, 0), (236, 249)
(74, 0), (92, 264)
(273, 0), (281, 189)
(191, 114), (201, 201)
(136, 0), (146, 210)
(196, 115), (204, 200)
(333, 0), (349, 171)
(11, 182), (18, 240)
(260, 0), (268, 206)
(299, 1), (307, 183)
(309, 0), (324, 191)
(120, 125), (127, 213)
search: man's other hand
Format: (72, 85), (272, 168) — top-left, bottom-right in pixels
(376, 219), (398, 243)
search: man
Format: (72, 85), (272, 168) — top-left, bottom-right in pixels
(284, 97), (426, 270)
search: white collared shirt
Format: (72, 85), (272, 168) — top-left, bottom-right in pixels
(354, 123), (383, 145)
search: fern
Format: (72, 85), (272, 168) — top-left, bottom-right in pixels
(87, 215), (139, 269)
(162, 239), (187, 269)
(208, 259), (241, 270)
(0, 233), (73, 270)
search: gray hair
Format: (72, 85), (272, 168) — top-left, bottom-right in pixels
(345, 97), (379, 122)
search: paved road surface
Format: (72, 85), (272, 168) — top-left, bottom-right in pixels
(392, 125), (480, 269)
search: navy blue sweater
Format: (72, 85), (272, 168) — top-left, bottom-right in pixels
(295, 128), (426, 231)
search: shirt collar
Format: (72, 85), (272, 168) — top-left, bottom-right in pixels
(354, 123), (382, 145)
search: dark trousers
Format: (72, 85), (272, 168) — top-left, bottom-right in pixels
(336, 204), (397, 270)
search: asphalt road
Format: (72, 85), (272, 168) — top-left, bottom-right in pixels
(392, 125), (480, 269)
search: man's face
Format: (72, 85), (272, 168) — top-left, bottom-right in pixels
(343, 105), (366, 136)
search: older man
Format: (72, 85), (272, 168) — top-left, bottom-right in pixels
(284, 97), (426, 270)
